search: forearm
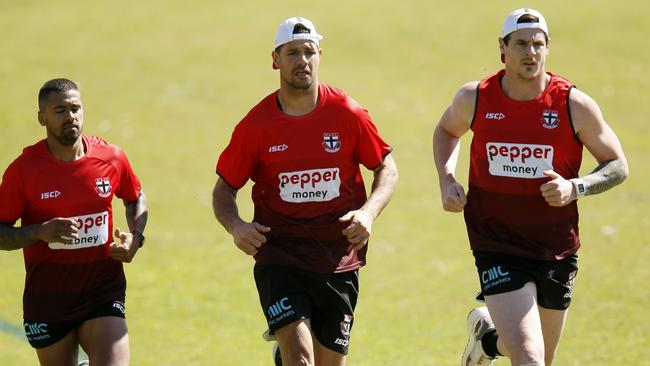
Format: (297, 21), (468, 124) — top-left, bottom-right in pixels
(361, 155), (398, 219)
(433, 125), (461, 182)
(212, 180), (244, 234)
(125, 191), (148, 233)
(0, 223), (40, 251)
(578, 158), (628, 196)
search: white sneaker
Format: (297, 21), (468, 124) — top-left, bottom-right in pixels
(78, 361), (90, 366)
(272, 341), (282, 366)
(262, 328), (277, 342)
(461, 307), (496, 366)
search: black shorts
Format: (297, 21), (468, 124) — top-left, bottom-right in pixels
(473, 251), (578, 310)
(254, 265), (359, 355)
(24, 299), (126, 349)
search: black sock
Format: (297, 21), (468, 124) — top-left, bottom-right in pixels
(481, 329), (502, 358)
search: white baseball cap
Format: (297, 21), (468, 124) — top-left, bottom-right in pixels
(501, 8), (548, 38)
(274, 16), (323, 49)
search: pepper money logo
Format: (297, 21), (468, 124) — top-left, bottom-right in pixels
(278, 168), (341, 203)
(48, 211), (109, 250)
(486, 142), (554, 178)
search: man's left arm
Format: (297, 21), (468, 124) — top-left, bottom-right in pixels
(540, 89), (629, 206)
(110, 190), (149, 262)
(340, 154), (398, 249)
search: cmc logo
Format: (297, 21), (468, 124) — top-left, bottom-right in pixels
(485, 112), (506, 120)
(267, 297), (292, 318)
(481, 266), (510, 284)
(24, 322), (48, 337)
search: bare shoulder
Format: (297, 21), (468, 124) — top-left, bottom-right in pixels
(568, 87), (605, 132)
(454, 81), (479, 106)
(450, 81), (480, 124)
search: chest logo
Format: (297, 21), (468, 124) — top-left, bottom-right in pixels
(278, 168), (341, 203)
(322, 133), (341, 153)
(40, 190), (61, 200)
(49, 211), (110, 250)
(269, 144), (288, 153)
(95, 177), (112, 198)
(485, 112), (506, 120)
(486, 142), (554, 179)
(541, 110), (560, 129)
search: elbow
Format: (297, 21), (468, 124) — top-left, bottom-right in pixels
(616, 155), (629, 182)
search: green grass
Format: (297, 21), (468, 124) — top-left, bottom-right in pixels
(1, 0), (649, 364)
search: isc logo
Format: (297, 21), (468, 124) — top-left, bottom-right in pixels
(40, 190), (61, 200)
(485, 112), (506, 120)
(269, 144), (288, 153)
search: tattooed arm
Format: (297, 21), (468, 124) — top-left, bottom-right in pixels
(570, 87), (629, 196)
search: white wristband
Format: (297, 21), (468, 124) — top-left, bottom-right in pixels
(570, 178), (586, 198)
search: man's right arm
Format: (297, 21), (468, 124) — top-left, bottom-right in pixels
(212, 178), (270, 256)
(432, 81), (477, 212)
(0, 218), (79, 251)
(0, 223), (40, 250)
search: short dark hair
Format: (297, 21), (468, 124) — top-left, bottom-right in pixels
(38, 78), (79, 110)
(503, 14), (548, 45)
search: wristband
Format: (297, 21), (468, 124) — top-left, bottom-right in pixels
(570, 178), (586, 199)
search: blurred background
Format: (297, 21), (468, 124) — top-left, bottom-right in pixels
(1, 0), (648, 364)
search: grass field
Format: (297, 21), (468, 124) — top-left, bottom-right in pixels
(1, 0), (649, 364)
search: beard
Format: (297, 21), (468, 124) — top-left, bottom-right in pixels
(50, 123), (81, 146)
(286, 76), (314, 90)
(282, 67), (317, 90)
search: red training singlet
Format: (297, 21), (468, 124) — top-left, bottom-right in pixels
(0, 135), (142, 321)
(465, 70), (583, 260)
(217, 83), (392, 273)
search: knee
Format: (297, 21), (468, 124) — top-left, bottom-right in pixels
(280, 346), (314, 366)
(508, 340), (545, 365)
(282, 353), (313, 366)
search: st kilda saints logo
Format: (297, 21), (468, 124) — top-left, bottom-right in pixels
(340, 314), (353, 336)
(322, 132), (341, 153)
(95, 177), (112, 198)
(541, 110), (560, 129)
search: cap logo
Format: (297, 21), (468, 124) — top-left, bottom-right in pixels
(501, 8), (548, 38)
(292, 23), (311, 35)
(274, 16), (323, 50)
(517, 14), (539, 25)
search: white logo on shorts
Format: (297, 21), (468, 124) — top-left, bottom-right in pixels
(267, 297), (295, 326)
(481, 266), (512, 291)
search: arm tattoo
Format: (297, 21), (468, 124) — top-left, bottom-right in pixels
(584, 159), (627, 196)
(0, 223), (37, 251)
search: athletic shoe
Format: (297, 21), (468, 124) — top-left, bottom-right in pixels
(78, 361), (90, 366)
(273, 341), (282, 366)
(262, 328), (277, 342)
(461, 307), (496, 366)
